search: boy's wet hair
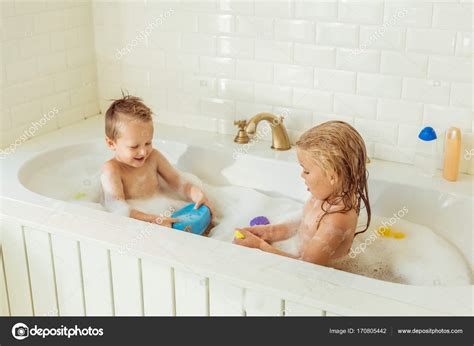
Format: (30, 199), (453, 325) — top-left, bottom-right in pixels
(105, 92), (152, 140)
(296, 121), (371, 236)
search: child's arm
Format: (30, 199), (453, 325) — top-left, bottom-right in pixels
(101, 162), (177, 227)
(238, 220), (300, 242)
(154, 150), (214, 213)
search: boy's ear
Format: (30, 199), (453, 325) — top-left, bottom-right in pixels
(105, 136), (116, 150)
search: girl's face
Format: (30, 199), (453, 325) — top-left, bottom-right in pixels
(296, 147), (336, 200)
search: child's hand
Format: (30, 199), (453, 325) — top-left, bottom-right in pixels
(233, 228), (266, 249)
(238, 225), (273, 241)
(190, 187), (216, 220)
(155, 216), (180, 228)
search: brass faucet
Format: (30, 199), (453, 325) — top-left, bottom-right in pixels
(233, 112), (291, 151)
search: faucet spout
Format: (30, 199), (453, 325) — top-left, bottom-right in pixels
(245, 112), (291, 151)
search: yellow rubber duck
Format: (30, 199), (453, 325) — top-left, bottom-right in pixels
(235, 230), (245, 239)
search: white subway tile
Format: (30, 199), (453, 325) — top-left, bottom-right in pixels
(255, 83), (292, 106)
(180, 0), (217, 13)
(357, 73), (402, 99)
(198, 14), (234, 34)
(316, 23), (359, 48)
(374, 143), (415, 164)
(235, 101), (272, 120)
(19, 34), (51, 59)
(384, 3), (432, 28)
(293, 88), (333, 112)
(157, 12), (198, 33)
(38, 52), (67, 76)
(272, 106), (312, 131)
(166, 53), (200, 72)
(236, 16), (273, 39)
(148, 32), (181, 50)
(334, 93), (377, 119)
(338, 0), (383, 24)
(167, 92), (200, 114)
(182, 76), (217, 97)
(402, 78), (450, 105)
(0, 109), (12, 132)
(428, 56), (472, 83)
(70, 84), (97, 107)
(11, 100), (43, 127)
(450, 83), (472, 109)
(423, 104), (473, 131)
(377, 99), (423, 125)
(254, 0), (292, 18)
(455, 32), (473, 57)
(57, 106), (85, 128)
(255, 40), (293, 63)
(51, 29), (80, 51)
(219, 0), (254, 15)
(236, 60), (273, 83)
(66, 47), (94, 67)
(406, 29), (456, 55)
(217, 79), (254, 101)
(274, 64), (313, 87)
(217, 36), (254, 58)
(34, 10), (65, 33)
(295, 0), (338, 20)
(14, 1), (45, 15)
(354, 118), (398, 145)
(2, 15), (34, 40)
(200, 57), (235, 78)
(312, 113), (354, 127)
(397, 124), (421, 148)
(181, 33), (216, 55)
(42, 92), (71, 113)
(275, 19), (315, 42)
(314, 68), (356, 94)
(294, 44), (335, 68)
(336, 48), (380, 73)
(359, 25), (405, 50)
(200, 97), (235, 118)
(433, 4), (472, 31)
(381, 51), (428, 78)
(5, 59), (38, 85)
(65, 5), (92, 29)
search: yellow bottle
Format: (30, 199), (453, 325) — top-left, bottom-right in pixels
(443, 127), (462, 182)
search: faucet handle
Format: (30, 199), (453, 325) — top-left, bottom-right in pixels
(234, 119), (247, 130)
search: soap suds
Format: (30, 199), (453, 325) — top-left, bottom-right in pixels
(26, 163), (472, 287)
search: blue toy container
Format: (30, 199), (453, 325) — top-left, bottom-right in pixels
(171, 203), (211, 235)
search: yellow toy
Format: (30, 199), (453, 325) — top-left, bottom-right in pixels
(377, 226), (406, 239)
(393, 232), (406, 239)
(235, 230), (245, 239)
(73, 192), (87, 200)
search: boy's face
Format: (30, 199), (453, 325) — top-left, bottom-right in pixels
(106, 118), (154, 168)
(296, 147), (335, 200)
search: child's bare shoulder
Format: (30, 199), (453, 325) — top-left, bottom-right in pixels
(321, 209), (357, 233)
(101, 159), (121, 175)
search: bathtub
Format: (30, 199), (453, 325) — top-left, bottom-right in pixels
(0, 116), (472, 316)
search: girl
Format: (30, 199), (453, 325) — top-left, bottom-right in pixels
(234, 121), (371, 266)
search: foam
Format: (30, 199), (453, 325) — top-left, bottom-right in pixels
(30, 161), (471, 287)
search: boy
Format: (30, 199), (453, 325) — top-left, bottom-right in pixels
(101, 95), (213, 227)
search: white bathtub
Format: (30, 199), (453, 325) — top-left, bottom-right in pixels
(0, 116), (473, 316)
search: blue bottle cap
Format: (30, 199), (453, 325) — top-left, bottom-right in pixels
(418, 126), (437, 141)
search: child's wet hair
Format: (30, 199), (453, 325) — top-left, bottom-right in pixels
(105, 93), (152, 140)
(296, 121), (371, 235)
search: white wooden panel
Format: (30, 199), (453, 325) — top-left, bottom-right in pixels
(174, 269), (208, 316)
(51, 234), (85, 316)
(24, 227), (59, 316)
(1, 222), (33, 315)
(0, 249), (10, 316)
(209, 278), (244, 316)
(284, 300), (324, 316)
(141, 260), (175, 316)
(110, 252), (143, 316)
(244, 289), (283, 316)
(80, 242), (114, 316)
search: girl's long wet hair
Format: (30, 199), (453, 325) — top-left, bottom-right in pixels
(296, 121), (371, 236)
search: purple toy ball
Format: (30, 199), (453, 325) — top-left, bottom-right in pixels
(250, 216), (270, 227)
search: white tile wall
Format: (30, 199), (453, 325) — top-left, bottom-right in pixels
(1, 0), (472, 175)
(1, 0), (99, 148)
(91, 0), (473, 174)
